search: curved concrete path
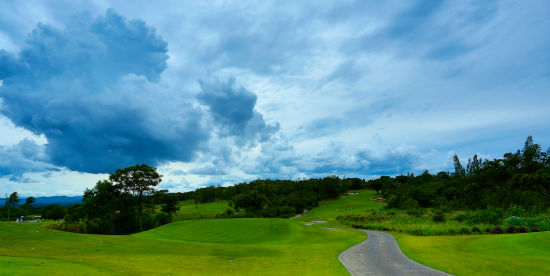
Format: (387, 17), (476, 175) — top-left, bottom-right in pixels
(338, 230), (452, 276)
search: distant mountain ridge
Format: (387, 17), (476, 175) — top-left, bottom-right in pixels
(0, 195), (83, 206)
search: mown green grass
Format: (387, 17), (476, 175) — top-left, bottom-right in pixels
(394, 231), (550, 276)
(0, 218), (365, 275)
(172, 200), (230, 221)
(293, 189), (550, 275)
(137, 219), (294, 244)
(295, 189), (384, 227)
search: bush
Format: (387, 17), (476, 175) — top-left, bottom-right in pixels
(472, 226), (481, 233)
(507, 216), (524, 227)
(454, 213), (468, 222)
(440, 205), (451, 213)
(154, 212), (172, 226)
(525, 217), (541, 229)
(401, 198), (420, 209)
(460, 227), (470, 234)
(518, 226), (528, 233)
(506, 204), (526, 217)
(406, 208), (425, 217)
(432, 210), (446, 223)
(506, 226), (516, 233)
(468, 208), (504, 225)
(492, 226), (504, 234)
(530, 227), (539, 232)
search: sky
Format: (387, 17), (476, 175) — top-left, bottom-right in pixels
(0, 0), (549, 196)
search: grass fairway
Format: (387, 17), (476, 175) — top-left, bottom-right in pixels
(394, 231), (550, 276)
(0, 219), (365, 275)
(293, 189), (550, 275)
(173, 200), (230, 220)
(295, 189), (383, 227)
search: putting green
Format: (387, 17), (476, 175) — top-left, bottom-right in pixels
(137, 218), (295, 244)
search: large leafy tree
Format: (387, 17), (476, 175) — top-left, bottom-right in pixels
(109, 164), (162, 231)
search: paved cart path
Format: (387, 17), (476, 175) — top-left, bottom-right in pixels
(337, 230), (452, 276)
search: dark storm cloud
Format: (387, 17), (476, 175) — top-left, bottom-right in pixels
(0, 139), (55, 177)
(0, 10), (209, 173)
(198, 78), (279, 145)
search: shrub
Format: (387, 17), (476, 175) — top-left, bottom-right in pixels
(492, 226), (504, 234)
(460, 227), (470, 234)
(518, 226), (528, 233)
(406, 208), (425, 217)
(432, 210), (446, 223)
(484, 227), (492, 233)
(454, 213), (468, 222)
(401, 198), (420, 209)
(472, 226), (481, 233)
(507, 216), (524, 227)
(506, 226), (516, 233)
(154, 212), (172, 226)
(77, 221), (88, 233)
(525, 217), (541, 229)
(530, 227), (539, 232)
(440, 205), (451, 213)
(506, 204), (526, 217)
(468, 208), (503, 225)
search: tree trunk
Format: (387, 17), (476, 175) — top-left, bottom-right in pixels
(139, 200), (143, 232)
(7, 205), (11, 221)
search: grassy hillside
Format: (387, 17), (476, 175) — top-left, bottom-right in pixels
(295, 189), (383, 227)
(394, 231), (550, 276)
(172, 200), (230, 220)
(0, 219), (364, 275)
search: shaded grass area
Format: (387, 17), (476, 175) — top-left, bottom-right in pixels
(394, 231), (550, 276)
(173, 200), (230, 221)
(0, 218), (365, 275)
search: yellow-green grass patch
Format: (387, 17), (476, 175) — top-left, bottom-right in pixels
(394, 231), (550, 276)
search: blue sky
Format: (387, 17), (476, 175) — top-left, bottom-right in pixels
(1, 0), (549, 196)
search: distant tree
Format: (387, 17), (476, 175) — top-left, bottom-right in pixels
(232, 190), (268, 214)
(43, 204), (65, 220)
(368, 179), (383, 194)
(25, 197), (36, 207)
(521, 135), (543, 173)
(161, 194), (179, 213)
(64, 204), (82, 223)
(21, 196), (36, 216)
(109, 164), (162, 232)
(4, 192), (20, 221)
(453, 154), (466, 178)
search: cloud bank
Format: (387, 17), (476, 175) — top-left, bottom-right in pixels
(0, 1), (549, 195)
(0, 10), (275, 174)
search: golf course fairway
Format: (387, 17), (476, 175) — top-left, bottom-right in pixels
(0, 218), (365, 275)
(393, 231), (550, 275)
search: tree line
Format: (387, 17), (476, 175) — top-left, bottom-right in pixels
(180, 176), (364, 218)
(4, 136), (548, 234)
(368, 136), (550, 212)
